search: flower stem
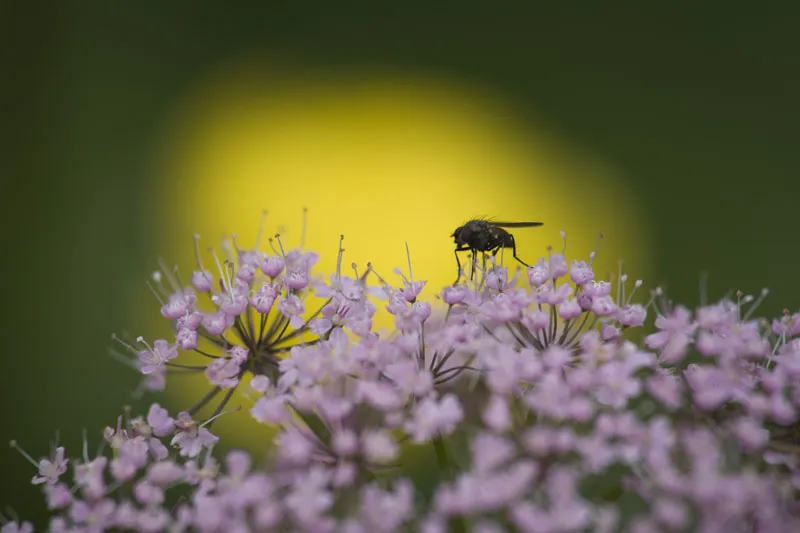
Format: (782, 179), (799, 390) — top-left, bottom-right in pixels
(432, 435), (450, 477)
(432, 436), (467, 533)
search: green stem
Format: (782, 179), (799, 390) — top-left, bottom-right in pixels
(432, 436), (467, 533)
(433, 435), (450, 475)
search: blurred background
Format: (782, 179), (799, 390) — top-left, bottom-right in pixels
(2, 1), (799, 524)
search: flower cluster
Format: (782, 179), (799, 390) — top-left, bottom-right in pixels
(122, 227), (377, 420)
(6, 224), (800, 532)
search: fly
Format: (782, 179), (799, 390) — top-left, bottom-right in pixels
(451, 219), (543, 283)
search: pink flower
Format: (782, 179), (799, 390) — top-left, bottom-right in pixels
(406, 394), (464, 443)
(441, 285), (468, 305)
(205, 346), (248, 388)
(570, 260), (594, 285)
(176, 328), (198, 350)
(278, 294), (306, 329)
(146, 403), (175, 437)
(31, 446), (68, 485)
(201, 310), (234, 336)
(191, 269), (214, 292)
(527, 258), (549, 287)
(250, 282), (279, 313)
(160, 292), (195, 320)
(137, 339), (177, 375)
(361, 430), (399, 464)
(261, 255), (285, 277)
(171, 412), (219, 458)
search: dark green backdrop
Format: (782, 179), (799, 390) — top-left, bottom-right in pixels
(2, 1), (799, 525)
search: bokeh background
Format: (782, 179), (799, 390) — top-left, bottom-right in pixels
(2, 1), (799, 524)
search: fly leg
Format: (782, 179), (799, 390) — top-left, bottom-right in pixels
(453, 245), (471, 284)
(509, 234), (530, 268)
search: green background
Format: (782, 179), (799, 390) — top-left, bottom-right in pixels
(2, 1), (799, 525)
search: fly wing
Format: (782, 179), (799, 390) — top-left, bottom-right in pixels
(491, 221), (544, 228)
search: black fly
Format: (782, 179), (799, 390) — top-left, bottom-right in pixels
(451, 219), (543, 283)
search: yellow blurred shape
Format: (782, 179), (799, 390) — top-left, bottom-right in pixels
(151, 63), (652, 449)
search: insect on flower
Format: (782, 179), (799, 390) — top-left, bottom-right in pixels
(451, 219), (543, 283)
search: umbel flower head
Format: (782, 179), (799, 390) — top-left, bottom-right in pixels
(6, 216), (800, 533)
(112, 212), (379, 423)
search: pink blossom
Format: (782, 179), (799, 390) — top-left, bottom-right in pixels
(205, 346), (248, 388)
(250, 282), (279, 313)
(191, 269), (214, 292)
(441, 285), (468, 305)
(261, 255), (285, 277)
(160, 292), (195, 319)
(201, 310), (234, 336)
(137, 339), (177, 375)
(405, 394), (464, 443)
(146, 403), (175, 437)
(176, 328), (198, 350)
(31, 446), (68, 485)
(527, 258), (549, 287)
(361, 430), (398, 464)
(570, 259), (594, 285)
(171, 412), (219, 458)
(278, 294), (306, 329)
